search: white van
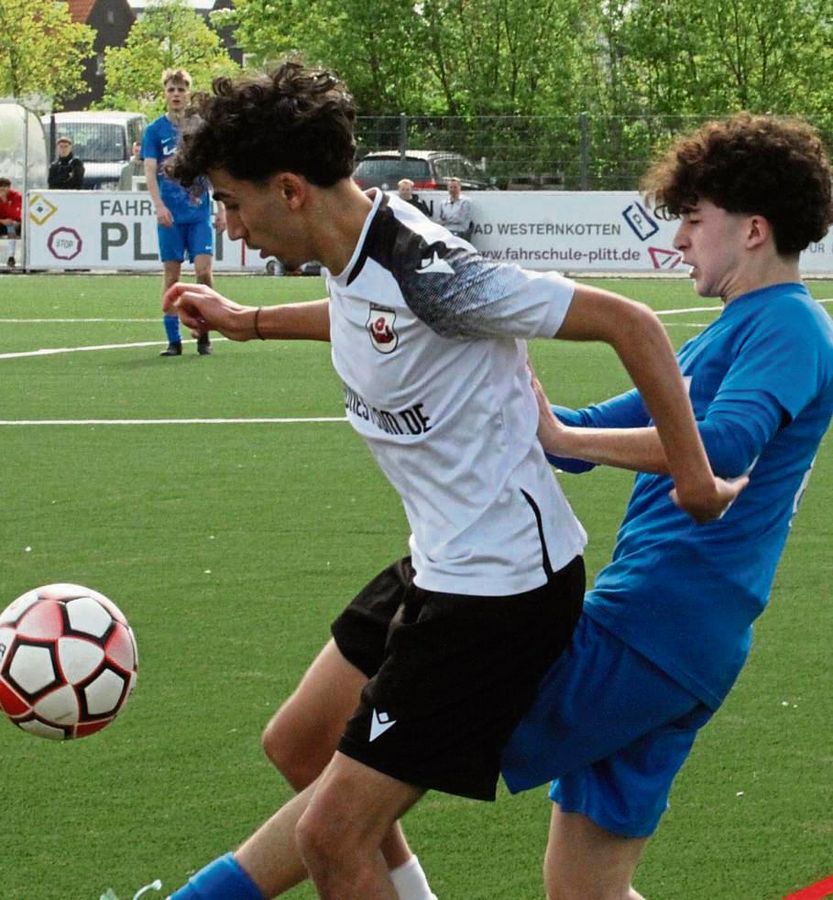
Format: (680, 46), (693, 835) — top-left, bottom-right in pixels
(41, 111), (148, 190)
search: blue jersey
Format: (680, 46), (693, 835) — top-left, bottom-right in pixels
(550, 283), (833, 708)
(142, 114), (210, 223)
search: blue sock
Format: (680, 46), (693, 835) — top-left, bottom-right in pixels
(168, 853), (264, 899)
(164, 314), (181, 344)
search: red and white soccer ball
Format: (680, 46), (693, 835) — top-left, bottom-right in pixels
(0, 584), (138, 740)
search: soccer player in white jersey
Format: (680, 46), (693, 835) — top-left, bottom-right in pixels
(503, 113), (833, 899)
(160, 63), (742, 900)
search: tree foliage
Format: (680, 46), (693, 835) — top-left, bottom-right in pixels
(610, 0), (833, 119)
(0, 0), (94, 108)
(213, 0), (422, 114)
(211, 0), (833, 185)
(219, 0), (833, 121)
(216, 0), (591, 116)
(101, 0), (238, 116)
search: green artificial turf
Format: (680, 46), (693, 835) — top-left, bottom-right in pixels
(0, 274), (830, 899)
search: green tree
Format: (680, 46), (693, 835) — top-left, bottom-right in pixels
(615, 0), (833, 117)
(101, 0), (238, 116)
(0, 0), (94, 107)
(564, 0), (833, 185)
(214, 0), (425, 114)
(416, 0), (587, 116)
(218, 0), (590, 117)
(210, 0), (833, 186)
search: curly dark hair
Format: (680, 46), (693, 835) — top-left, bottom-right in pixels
(169, 61), (356, 189)
(641, 112), (833, 255)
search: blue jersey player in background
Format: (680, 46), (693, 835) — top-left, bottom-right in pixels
(502, 112), (833, 899)
(143, 68), (225, 357)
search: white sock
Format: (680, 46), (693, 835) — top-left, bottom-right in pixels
(7, 238), (16, 258)
(389, 855), (438, 900)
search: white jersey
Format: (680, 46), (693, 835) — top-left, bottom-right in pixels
(326, 191), (587, 595)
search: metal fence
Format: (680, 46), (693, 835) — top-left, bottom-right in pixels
(15, 108), (833, 193)
(355, 112), (833, 191)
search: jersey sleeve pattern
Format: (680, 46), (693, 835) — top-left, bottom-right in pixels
(355, 200), (574, 341)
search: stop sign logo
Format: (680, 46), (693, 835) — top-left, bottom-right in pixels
(48, 227), (83, 260)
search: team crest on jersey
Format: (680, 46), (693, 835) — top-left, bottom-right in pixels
(366, 305), (399, 354)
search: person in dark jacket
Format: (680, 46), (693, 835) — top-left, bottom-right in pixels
(48, 136), (85, 189)
(396, 178), (430, 216)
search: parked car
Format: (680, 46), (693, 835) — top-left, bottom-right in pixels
(353, 150), (494, 191)
(264, 257), (322, 276)
(41, 111), (148, 190)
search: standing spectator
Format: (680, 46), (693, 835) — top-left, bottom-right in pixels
(396, 178), (430, 216)
(439, 176), (473, 240)
(48, 136), (85, 189)
(143, 68), (225, 357)
(118, 140), (146, 191)
(0, 176), (22, 268)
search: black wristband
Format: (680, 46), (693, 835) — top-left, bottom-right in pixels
(253, 306), (266, 340)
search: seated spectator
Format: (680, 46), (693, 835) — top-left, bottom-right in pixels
(48, 136), (85, 189)
(396, 178), (430, 216)
(0, 176), (22, 267)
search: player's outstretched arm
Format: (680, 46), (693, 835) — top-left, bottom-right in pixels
(555, 285), (746, 522)
(164, 282), (331, 342)
(533, 373), (668, 473)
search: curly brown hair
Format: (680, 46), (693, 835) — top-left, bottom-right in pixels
(169, 61), (356, 189)
(641, 112), (833, 256)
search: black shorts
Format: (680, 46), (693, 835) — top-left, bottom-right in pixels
(331, 556), (584, 801)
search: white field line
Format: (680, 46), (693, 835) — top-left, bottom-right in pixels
(655, 297), (833, 315)
(0, 295), (828, 386)
(656, 305), (721, 315)
(0, 337), (226, 360)
(658, 297), (833, 327)
(0, 317), (156, 323)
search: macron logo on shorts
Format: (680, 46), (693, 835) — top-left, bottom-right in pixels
(370, 708), (396, 742)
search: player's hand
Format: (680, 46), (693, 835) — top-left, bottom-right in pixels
(670, 475), (748, 524)
(214, 207), (227, 234)
(164, 282), (257, 341)
(531, 373), (572, 456)
(155, 204), (173, 227)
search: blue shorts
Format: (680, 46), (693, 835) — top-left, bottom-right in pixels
(157, 217), (213, 263)
(501, 613), (713, 837)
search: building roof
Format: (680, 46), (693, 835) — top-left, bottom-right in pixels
(66, 0), (97, 22)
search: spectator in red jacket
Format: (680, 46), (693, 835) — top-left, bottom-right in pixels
(0, 176), (22, 268)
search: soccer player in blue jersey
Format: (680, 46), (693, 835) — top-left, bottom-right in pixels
(152, 64), (742, 900)
(500, 112), (833, 899)
(143, 68), (225, 357)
